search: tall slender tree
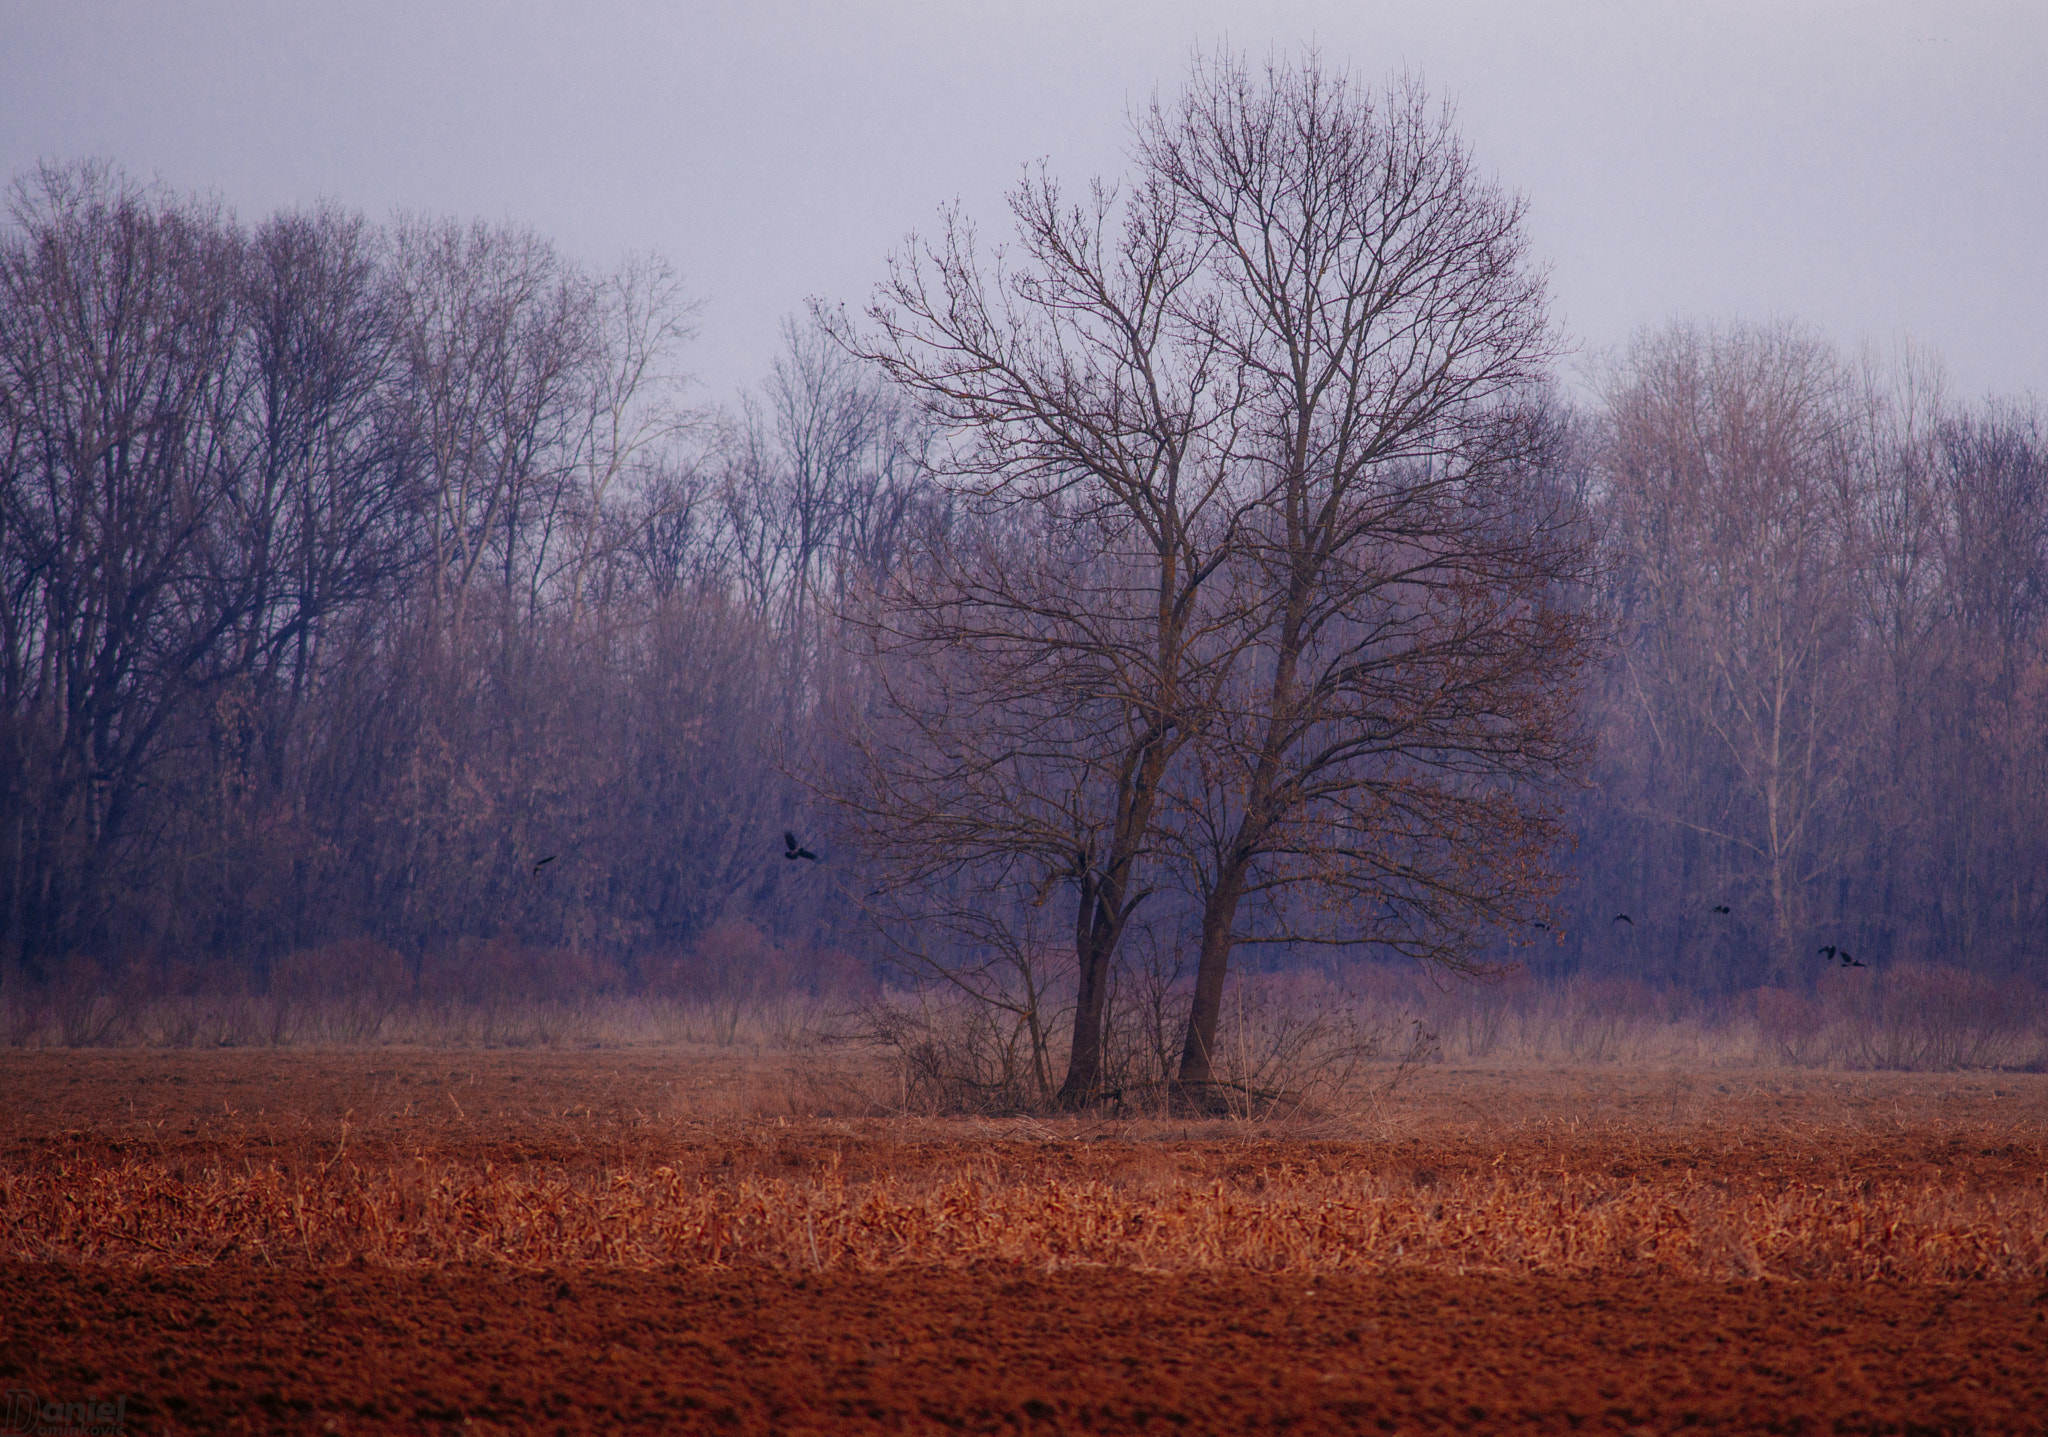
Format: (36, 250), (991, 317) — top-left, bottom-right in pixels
(1602, 323), (1861, 983)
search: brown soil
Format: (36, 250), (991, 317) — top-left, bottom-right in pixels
(6, 1264), (2046, 1434)
(3, 1051), (2045, 1432)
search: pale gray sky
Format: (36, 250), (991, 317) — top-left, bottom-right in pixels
(4, 1), (2043, 405)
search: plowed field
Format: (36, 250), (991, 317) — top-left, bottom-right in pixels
(2, 1051), (2044, 1433)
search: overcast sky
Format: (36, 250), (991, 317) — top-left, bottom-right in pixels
(4, 1), (2043, 406)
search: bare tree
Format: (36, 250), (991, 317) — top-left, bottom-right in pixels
(833, 509), (1237, 1105)
(387, 216), (591, 648)
(827, 99), (1263, 1103)
(163, 204), (421, 965)
(831, 53), (1594, 1107)
(1139, 59), (1595, 1095)
(1601, 322), (1862, 983)
(1837, 344), (1950, 972)
(0, 163), (242, 973)
(1925, 402), (2048, 969)
(230, 206), (417, 745)
(562, 254), (699, 625)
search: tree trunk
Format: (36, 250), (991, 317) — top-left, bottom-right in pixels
(1056, 902), (1118, 1107)
(1173, 856), (1251, 1103)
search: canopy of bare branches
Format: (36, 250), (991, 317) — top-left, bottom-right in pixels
(825, 54), (1601, 1106)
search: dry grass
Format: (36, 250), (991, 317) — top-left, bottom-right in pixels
(4, 1050), (2044, 1284)
(12, 962), (2045, 1086)
(5, 1147), (2045, 1283)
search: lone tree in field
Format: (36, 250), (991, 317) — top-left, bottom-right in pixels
(829, 51), (1598, 1108)
(1138, 59), (1599, 1098)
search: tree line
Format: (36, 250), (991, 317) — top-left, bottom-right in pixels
(1559, 323), (2045, 994)
(3, 55), (2042, 1081)
(0, 159), (915, 999)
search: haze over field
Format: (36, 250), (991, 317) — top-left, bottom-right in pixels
(4, 25), (2045, 1425)
(4, 1), (2044, 403)
(2, 9), (2043, 1087)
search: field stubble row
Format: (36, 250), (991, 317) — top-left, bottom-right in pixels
(8, 1144), (2046, 1284)
(3, 1050), (2044, 1285)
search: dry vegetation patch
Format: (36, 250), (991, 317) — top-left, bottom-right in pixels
(9, 1144), (2048, 1284)
(4, 1052), (2044, 1286)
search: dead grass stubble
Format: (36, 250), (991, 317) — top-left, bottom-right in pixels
(7, 1154), (2044, 1283)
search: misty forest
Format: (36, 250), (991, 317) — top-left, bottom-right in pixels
(3, 58), (2043, 1099)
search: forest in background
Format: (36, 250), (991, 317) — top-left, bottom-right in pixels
(1, 157), (2042, 1057)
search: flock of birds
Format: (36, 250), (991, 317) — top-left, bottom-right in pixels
(1601, 907), (1867, 968)
(523, 832), (823, 879)
(530, 840), (1879, 972)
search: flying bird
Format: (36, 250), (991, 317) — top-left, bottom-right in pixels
(1840, 951), (1866, 969)
(1710, 905), (1731, 915)
(784, 831), (820, 862)
(531, 855), (556, 876)
(1818, 944), (1838, 961)
(1612, 913), (1633, 927)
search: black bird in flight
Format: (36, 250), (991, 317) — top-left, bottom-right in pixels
(784, 831), (820, 862)
(1818, 944), (1838, 961)
(1710, 904), (1732, 914)
(1613, 913), (1634, 927)
(1840, 951), (1866, 968)
(532, 855), (556, 876)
